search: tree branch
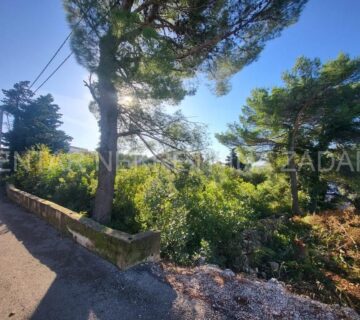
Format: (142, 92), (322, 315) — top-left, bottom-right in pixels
(136, 134), (175, 171)
(83, 74), (100, 105)
(118, 129), (141, 137)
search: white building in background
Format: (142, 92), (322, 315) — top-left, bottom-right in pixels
(69, 146), (90, 154)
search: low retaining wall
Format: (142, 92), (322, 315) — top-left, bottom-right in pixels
(6, 184), (160, 270)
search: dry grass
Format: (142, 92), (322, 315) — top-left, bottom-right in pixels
(299, 208), (360, 311)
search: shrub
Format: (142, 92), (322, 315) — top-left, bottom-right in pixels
(11, 148), (296, 269)
(11, 148), (358, 309)
(111, 163), (294, 267)
(11, 145), (97, 213)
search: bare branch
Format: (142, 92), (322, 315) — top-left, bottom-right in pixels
(83, 74), (100, 105)
(118, 129), (141, 137)
(136, 134), (175, 171)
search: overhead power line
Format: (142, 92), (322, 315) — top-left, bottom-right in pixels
(29, 6), (88, 90)
(29, 32), (73, 89)
(31, 1), (118, 94)
(33, 52), (74, 93)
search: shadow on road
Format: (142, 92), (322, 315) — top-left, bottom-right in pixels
(0, 194), (188, 320)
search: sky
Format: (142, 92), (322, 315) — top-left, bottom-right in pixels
(0, 0), (360, 161)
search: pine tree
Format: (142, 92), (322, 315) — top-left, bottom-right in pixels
(225, 148), (245, 170)
(64, 0), (308, 223)
(217, 54), (360, 215)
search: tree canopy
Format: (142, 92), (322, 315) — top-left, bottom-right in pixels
(65, 0), (308, 95)
(1, 81), (72, 168)
(217, 54), (360, 213)
(64, 0), (308, 223)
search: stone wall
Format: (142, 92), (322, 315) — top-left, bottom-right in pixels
(6, 184), (160, 270)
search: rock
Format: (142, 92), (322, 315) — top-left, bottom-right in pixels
(268, 278), (285, 288)
(197, 256), (206, 266)
(249, 268), (257, 276)
(222, 269), (235, 278)
(269, 261), (280, 272)
(202, 264), (222, 273)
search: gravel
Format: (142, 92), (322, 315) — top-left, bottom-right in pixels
(160, 263), (360, 320)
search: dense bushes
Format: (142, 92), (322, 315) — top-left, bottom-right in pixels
(10, 147), (359, 308)
(12, 147), (97, 213)
(113, 163), (297, 266)
(12, 147), (294, 268)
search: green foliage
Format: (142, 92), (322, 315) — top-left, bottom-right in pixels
(1, 82), (72, 167)
(12, 148), (359, 309)
(64, 0), (307, 97)
(12, 148), (293, 267)
(217, 54), (360, 212)
(12, 146), (97, 213)
(63, 0), (307, 223)
(111, 163), (293, 266)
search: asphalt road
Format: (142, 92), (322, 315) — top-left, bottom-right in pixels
(0, 192), (219, 320)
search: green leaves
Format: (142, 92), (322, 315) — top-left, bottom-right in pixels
(63, 0), (308, 222)
(64, 0), (308, 101)
(218, 54), (360, 212)
(111, 10), (140, 38)
(141, 26), (158, 39)
(1, 82), (72, 158)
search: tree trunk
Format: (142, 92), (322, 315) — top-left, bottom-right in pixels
(92, 78), (118, 224)
(308, 152), (320, 213)
(92, 35), (119, 224)
(288, 133), (301, 215)
(288, 153), (301, 215)
(0, 108), (3, 150)
(308, 147), (327, 213)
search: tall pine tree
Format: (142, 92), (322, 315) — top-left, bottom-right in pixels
(64, 0), (308, 223)
(225, 148), (245, 170)
(217, 54), (360, 214)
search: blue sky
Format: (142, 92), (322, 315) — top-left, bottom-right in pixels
(1, 0), (360, 160)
